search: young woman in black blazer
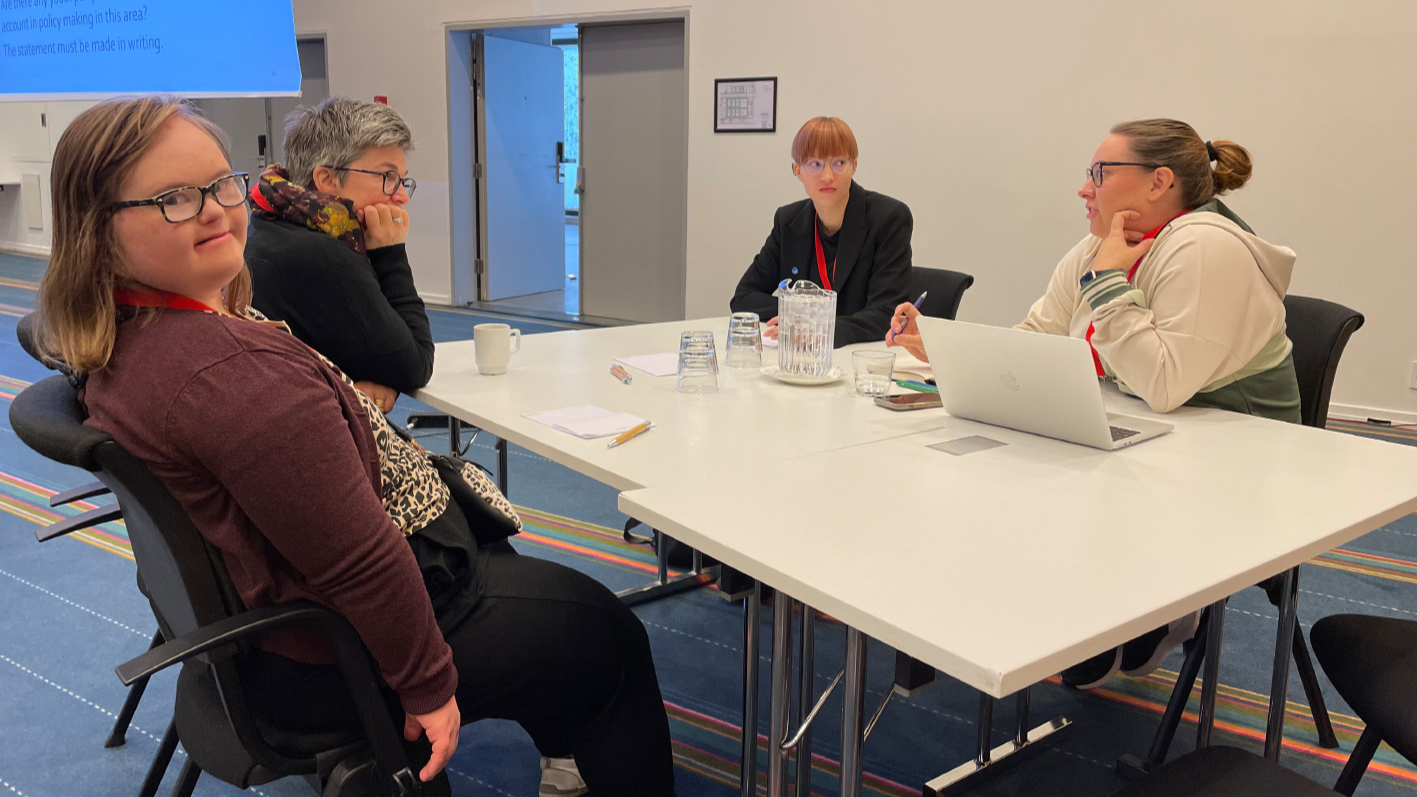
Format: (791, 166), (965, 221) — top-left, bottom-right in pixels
(730, 116), (913, 347)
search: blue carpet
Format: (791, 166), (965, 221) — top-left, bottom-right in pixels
(2, 249), (1415, 796)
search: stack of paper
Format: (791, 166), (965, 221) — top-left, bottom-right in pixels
(524, 405), (646, 439)
(615, 353), (679, 377)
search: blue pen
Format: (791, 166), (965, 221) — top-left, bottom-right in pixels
(890, 291), (928, 341)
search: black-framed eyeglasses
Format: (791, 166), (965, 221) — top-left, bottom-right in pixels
(1086, 161), (1161, 187)
(111, 172), (249, 223)
(329, 166), (417, 198)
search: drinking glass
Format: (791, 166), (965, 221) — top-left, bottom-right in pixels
(680, 330), (718, 373)
(677, 349), (719, 394)
(725, 313), (763, 368)
(852, 351), (895, 397)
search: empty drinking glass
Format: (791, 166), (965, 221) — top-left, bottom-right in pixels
(680, 330), (718, 373)
(677, 348), (719, 394)
(852, 350), (895, 397)
(725, 313), (763, 368)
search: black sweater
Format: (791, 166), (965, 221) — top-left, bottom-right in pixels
(730, 182), (912, 347)
(246, 216), (435, 393)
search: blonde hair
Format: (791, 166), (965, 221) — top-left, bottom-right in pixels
(1110, 118), (1253, 209)
(36, 95), (252, 372)
(791, 117), (859, 163)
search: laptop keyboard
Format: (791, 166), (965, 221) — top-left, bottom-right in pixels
(1109, 426), (1141, 442)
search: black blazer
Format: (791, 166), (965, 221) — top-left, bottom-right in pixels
(730, 182), (912, 346)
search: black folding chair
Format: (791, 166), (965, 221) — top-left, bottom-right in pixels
(1110, 615), (1415, 797)
(1119, 296), (1365, 777)
(909, 268), (975, 320)
(11, 375), (424, 797)
(1311, 615), (1417, 794)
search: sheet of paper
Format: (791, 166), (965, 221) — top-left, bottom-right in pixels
(523, 405), (646, 439)
(890, 351), (933, 380)
(615, 353), (680, 377)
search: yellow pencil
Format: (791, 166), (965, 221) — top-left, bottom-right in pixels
(607, 420), (652, 449)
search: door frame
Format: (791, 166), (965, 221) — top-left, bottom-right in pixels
(442, 9), (690, 309)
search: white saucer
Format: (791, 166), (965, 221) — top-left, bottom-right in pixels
(760, 365), (845, 386)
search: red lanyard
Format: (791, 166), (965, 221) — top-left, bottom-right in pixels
(113, 287), (221, 314)
(1084, 212), (1185, 376)
(812, 213), (838, 292)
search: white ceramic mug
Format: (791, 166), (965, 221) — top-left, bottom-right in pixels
(474, 323), (521, 375)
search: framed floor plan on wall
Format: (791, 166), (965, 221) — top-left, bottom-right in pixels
(714, 77), (776, 133)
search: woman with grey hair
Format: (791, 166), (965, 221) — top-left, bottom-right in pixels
(246, 96), (431, 414)
(247, 97), (593, 795)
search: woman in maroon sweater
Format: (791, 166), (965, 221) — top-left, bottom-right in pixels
(35, 96), (676, 796)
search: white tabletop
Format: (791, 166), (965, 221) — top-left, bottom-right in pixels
(619, 396), (1417, 697)
(415, 318), (948, 490)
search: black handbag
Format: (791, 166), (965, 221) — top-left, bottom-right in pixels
(428, 453), (521, 547)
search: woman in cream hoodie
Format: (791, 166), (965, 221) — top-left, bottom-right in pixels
(890, 118), (1300, 422)
(888, 119), (1300, 689)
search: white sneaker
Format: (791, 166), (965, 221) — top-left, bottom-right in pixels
(539, 756), (588, 797)
(1121, 611), (1202, 678)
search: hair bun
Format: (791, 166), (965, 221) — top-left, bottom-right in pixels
(1209, 139), (1253, 194)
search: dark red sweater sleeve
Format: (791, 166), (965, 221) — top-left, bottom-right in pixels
(164, 348), (457, 715)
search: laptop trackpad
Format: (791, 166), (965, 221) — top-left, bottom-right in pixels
(930, 435), (1007, 456)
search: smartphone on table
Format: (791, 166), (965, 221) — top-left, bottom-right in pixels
(873, 393), (943, 411)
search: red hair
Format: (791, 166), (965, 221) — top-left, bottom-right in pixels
(791, 117), (858, 163)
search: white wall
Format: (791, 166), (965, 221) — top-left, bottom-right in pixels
(3, 0), (1414, 420)
(0, 101), (96, 254)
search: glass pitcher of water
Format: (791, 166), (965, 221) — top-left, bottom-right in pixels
(775, 280), (837, 377)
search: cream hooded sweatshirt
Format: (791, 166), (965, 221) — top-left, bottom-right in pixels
(1017, 200), (1300, 421)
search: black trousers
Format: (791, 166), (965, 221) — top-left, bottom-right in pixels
(244, 500), (677, 796)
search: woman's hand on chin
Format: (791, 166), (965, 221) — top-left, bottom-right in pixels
(359, 204), (411, 250)
(1093, 210), (1155, 273)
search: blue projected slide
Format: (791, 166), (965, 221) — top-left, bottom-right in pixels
(0, 0), (299, 99)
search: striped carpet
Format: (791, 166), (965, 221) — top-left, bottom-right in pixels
(2, 249), (1415, 796)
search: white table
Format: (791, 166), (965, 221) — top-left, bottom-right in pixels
(414, 318), (947, 492)
(416, 318), (951, 795)
(619, 391), (1417, 796)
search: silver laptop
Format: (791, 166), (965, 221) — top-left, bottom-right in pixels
(916, 317), (1173, 450)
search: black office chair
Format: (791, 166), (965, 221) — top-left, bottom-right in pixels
(16, 313), (140, 744)
(10, 375), (423, 797)
(910, 268), (975, 320)
(16, 313), (116, 523)
(16, 311), (56, 370)
(1120, 296), (1365, 776)
(1311, 615), (1417, 794)
(1109, 616), (1416, 797)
